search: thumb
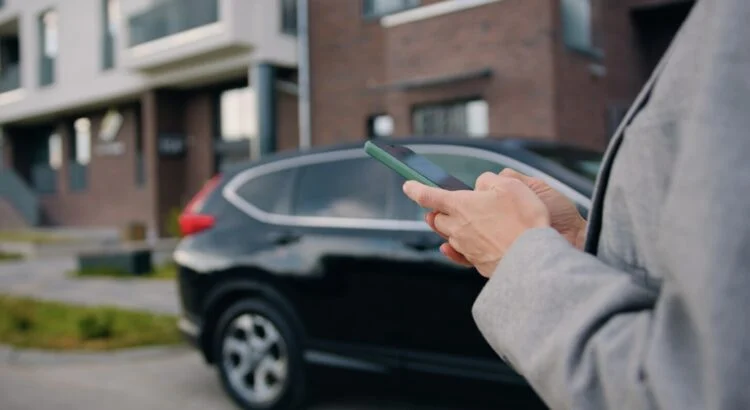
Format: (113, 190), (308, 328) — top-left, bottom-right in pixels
(403, 181), (455, 213)
(499, 168), (546, 190)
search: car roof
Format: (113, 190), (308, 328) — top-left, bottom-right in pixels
(221, 136), (602, 177)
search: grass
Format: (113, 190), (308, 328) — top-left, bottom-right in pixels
(0, 251), (23, 262)
(69, 261), (178, 280)
(0, 294), (182, 351)
(0, 230), (75, 244)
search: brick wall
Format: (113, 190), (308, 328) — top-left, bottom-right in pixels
(184, 92), (216, 200)
(309, 0), (387, 145)
(39, 104), (153, 230)
(310, 0), (568, 144)
(382, 0), (557, 139)
(277, 90), (300, 152)
(552, 0), (608, 150)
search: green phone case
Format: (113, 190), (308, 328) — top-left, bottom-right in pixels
(364, 141), (439, 188)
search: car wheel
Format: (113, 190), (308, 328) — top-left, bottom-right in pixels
(213, 299), (306, 410)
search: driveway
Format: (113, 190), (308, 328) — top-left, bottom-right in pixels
(0, 256), (178, 314)
(0, 346), (545, 410)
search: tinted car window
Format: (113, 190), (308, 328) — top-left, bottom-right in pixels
(293, 158), (392, 219)
(525, 147), (603, 183)
(236, 168), (295, 214)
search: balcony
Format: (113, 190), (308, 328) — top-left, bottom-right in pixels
(128, 0), (219, 47)
(123, 0), (298, 73)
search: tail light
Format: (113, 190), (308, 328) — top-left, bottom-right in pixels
(179, 174), (222, 236)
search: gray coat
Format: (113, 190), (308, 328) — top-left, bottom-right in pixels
(471, 0), (750, 408)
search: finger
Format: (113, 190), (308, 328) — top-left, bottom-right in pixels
(499, 168), (545, 188)
(440, 243), (472, 266)
(403, 181), (455, 213)
(424, 211), (449, 239)
(432, 212), (459, 236)
(475, 172), (501, 191)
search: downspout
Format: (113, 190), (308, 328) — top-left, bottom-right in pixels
(296, 0), (312, 150)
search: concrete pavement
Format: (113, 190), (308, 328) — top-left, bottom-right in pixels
(0, 255), (178, 314)
(0, 346), (538, 410)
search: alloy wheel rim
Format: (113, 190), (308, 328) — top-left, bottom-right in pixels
(222, 313), (288, 406)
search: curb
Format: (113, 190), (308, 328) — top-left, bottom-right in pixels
(0, 343), (190, 366)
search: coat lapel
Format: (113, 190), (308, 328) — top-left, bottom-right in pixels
(583, 42), (677, 255)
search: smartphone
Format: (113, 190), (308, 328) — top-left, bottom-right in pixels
(364, 140), (472, 191)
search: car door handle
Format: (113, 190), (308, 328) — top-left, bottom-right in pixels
(270, 231), (301, 245)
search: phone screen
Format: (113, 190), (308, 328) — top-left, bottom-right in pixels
(384, 144), (471, 190)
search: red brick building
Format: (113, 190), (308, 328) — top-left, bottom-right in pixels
(308, 0), (694, 150)
(0, 0), (694, 234)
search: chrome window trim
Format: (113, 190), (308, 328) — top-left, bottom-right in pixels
(222, 144), (592, 231)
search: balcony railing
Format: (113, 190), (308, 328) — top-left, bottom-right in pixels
(0, 63), (20, 93)
(128, 0), (220, 47)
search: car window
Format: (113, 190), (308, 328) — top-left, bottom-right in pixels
(235, 168), (295, 214)
(293, 158), (392, 219)
(525, 147), (603, 183)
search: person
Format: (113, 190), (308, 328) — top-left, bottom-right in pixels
(401, 0), (750, 409)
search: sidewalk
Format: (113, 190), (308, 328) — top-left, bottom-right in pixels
(0, 257), (179, 314)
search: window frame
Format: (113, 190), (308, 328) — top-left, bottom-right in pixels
(223, 144), (592, 231)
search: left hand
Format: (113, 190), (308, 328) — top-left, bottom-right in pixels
(403, 172), (550, 277)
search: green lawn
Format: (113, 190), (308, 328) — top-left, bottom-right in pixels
(0, 230), (74, 244)
(0, 294), (182, 351)
(0, 251), (23, 262)
(70, 261), (177, 280)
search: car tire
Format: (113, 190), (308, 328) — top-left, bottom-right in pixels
(213, 299), (306, 410)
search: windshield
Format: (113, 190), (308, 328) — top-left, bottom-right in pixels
(528, 148), (603, 183)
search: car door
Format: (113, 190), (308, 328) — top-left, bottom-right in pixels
(282, 152), (410, 372)
(391, 145), (594, 384)
(389, 148), (519, 382)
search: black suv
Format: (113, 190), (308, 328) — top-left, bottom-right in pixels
(174, 137), (601, 410)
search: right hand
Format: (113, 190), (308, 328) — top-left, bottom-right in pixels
(498, 168), (587, 250)
(425, 168), (588, 266)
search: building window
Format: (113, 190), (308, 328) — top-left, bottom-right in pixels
(561, 0), (601, 58)
(219, 87), (257, 141)
(0, 36), (20, 93)
(412, 99), (489, 138)
(49, 133), (63, 170)
(39, 10), (58, 86)
(363, 0), (420, 18)
(69, 118), (91, 191)
(215, 86), (257, 172)
(367, 114), (394, 138)
(102, 0), (120, 70)
(281, 0), (297, 35)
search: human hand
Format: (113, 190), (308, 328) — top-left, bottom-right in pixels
(498, 168), (587, 250)
(403, 173), (550, 278)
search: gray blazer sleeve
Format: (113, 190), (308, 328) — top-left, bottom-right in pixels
(471, 2), (750, 409)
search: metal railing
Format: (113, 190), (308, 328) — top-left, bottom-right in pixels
(0, 63), (20, 93)
(0, 168), (41, 226)
(128, 0), (219, 47)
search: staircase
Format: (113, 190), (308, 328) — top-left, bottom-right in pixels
(0, 168), (40, 227)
